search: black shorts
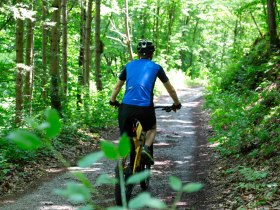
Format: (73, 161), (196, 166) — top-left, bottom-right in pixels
(118, 104), (156, 137)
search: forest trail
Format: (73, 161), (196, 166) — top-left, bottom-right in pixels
(0, 85), (214, 210)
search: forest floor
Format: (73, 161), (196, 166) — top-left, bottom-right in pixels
(1, 84), (279, 209)
(0, 86), (224, 210)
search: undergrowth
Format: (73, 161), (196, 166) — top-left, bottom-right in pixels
(205, 38), (280, 208)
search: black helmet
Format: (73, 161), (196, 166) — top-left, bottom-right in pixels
(137, 40), (155, 54)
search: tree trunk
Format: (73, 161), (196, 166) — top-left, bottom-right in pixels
(84, 0), (93, 87)
(15, 0), (24, 125)
(180, 16), (190, 71)
(250, 12), (263, 38)
(42, 0), (48, 101)
(187, 18), (200, 77)
(77, 0), (86, 108)
(124, 0), (133, 60)
(62, 0), (68, 96)
(153, 1), (160, 55)
(50, 0), (62, 113)
(24, 16), (35, 116)
(166, 1), (176, 54)
(267, 0), (279, 50)
(233, 13), (241, 48)
(95, 0), (103, 91)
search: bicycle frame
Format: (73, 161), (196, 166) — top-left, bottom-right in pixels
(114, 105), (174, 205)
(132, 121), (145, 173)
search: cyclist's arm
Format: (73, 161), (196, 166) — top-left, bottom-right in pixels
(163, 81), (180, 105)
(110, 79), (125, 102)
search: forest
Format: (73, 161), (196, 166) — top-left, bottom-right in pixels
(0, 0), (279, 209)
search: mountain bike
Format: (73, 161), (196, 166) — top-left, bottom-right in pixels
(115, 105), (175, 206)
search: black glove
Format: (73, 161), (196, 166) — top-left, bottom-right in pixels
(172, 103), (182, 111)
(109, 100), (120, 108)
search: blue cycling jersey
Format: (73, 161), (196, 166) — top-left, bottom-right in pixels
(119, 58), (169, 106)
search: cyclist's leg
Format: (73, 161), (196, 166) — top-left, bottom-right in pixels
(118, 104), (135, 166)
(136, 106), (156, 164)
(145, 124), (156, 147)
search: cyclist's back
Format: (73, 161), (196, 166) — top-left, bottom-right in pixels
(120, 58), (168, 107)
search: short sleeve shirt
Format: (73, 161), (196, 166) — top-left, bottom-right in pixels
(119, 59), (169, 106)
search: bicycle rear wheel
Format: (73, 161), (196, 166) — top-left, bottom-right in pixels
(140, 163), (151, 190)
(115, 163), (134, 206)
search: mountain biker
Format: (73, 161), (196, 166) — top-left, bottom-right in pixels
(109, 40), (181, 165)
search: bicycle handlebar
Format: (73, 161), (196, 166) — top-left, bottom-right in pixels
(154, 105), (175, 112)
(110, 100), (180, 112)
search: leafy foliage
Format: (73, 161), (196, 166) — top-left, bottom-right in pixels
(4, 112), (203, 209)
(205, 21), (280, 208)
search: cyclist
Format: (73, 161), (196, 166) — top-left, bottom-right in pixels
(110, 40), (181, 165)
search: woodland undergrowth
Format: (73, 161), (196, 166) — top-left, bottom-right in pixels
(205, 38), (280, 209)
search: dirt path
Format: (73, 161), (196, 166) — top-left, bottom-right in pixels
(0, 87), (214, 210)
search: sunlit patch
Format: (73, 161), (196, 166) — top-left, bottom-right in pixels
(154, 142), (170, 146)
(45, 168), (65, 173)
(154, 160), (171, 166)
(0, 200), (15, 205)
(181, 131), (196, 135)
(184, 156), (192, 159)
(112, 140), (119, 144)
(40, 204), (76, 210)
(151, 169), (163, 174)
(157, 114), (172, 118)
(161, 119), (193, 124)
(209, 142), (219, 147)
(176, 201), (188, 206)
(183, 102), (200, 107)
(177, 125), (197, 128)
(174, 160), (190, 164)
(68, 166), (101, 173)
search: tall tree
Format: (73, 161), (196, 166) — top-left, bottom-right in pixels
(166, 0), (176, 54)
(42, 0), (48, 101)
(24, 4), (35, 115)
(95, 0), (103, 91)
(84, 0), (93, 87)
(49, 0), (62, 112)
(15, 0), (24, 125)
(153, 0), (161, 55)
(77, 0), (86, 107)
(267, 0), (279, 50)
(62, 0), (68, 96)
(124, 0), (133, 60)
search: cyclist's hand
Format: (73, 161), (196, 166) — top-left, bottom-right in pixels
(109, 100), (120, 108)
(172, 103), (182, 111)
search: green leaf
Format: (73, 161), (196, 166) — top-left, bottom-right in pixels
(146, 198), (166, 209)
(128, 192), (166, 209)
(7, 130), (41, 150)
(100, 141), (118, 160)
(182, 183), (203, 193)
(73, 172), (94, 192)
(96, 174), (117, 185)
(37, 122), (50, 130)
(78, 151), (104, 168)
(24, 117), (39, 129)
(44, 108), (62, 138)
(126, 170), (150, 185)
(118, 134), (131, 157)
(54, 182), (91, 204)
(128, 192), (150, 208)
(169, 176), (182, 191)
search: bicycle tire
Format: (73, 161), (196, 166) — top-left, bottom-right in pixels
(115, 163), (133, 206)
(140, 163), (151, 190)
